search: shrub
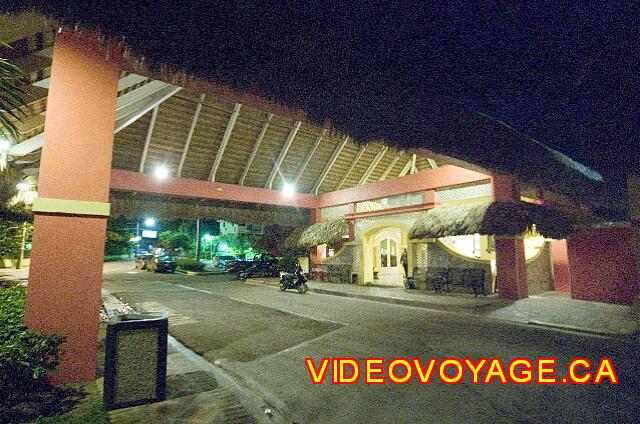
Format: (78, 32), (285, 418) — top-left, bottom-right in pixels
(176, 258), (205, 272)
(0, 284), (65, 391)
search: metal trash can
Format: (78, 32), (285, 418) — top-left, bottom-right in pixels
(103, 312), (168, 410)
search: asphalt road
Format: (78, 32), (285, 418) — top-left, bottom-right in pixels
(103, 263), (639, 424)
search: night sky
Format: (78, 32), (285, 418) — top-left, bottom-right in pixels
(6, 1), (640, 182)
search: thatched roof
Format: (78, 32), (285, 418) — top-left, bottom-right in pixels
(109, 192), (309, 226)
(285, 226), (306, 249)
(0, 8), (625, 218)
(297, 219), (349, 248)
(409, 201), (577, 240)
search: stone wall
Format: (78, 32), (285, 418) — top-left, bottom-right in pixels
(322, 242), (357, 284)
(526, 242), (554, 295)
(415, 241), (492, 293)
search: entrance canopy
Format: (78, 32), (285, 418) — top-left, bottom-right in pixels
(0, 10), (626, 220)
(408, 200), (576, 240)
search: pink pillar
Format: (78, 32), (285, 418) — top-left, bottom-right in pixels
(492, 174), (528, 299)
(347, 202), (356, 241)
(567, 227), (640, 305)
(24, 30), (120, 384)
(551, 240), (570, 292)
(309, 208), (321, 267)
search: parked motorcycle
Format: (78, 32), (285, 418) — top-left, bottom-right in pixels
(237, 261), (279, 280)
(279, 263), (309, 293)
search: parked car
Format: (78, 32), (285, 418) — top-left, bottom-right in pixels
(147, 255), (177, 273)
(213, 254), (238, 268)
(134, 253), (153, 270)
(225, 260), (245, 274)
(238, 261), (279, 280)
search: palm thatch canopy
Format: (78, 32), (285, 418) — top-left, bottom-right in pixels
(297, 219), (349, 248)
(285, 226), (306, 249)
(409, 201), (576, 240)
(0, 7), (626, 220)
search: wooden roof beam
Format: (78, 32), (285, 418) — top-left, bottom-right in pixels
(294, 129), (326, 185)
(138, 105), (159, 173)
(427, 157), (438, 169)
(410, 154), (417, 174)
(114, 83), (181, 133)
(398, 158), (413, 177)
(209, 103), (242, 182)
(265, 121), (301, 189)
(239, 113), (273, 185)
(177, 93), (205, 177)
(378, 151), (404, 181)
(358, 146), (388, 185)
(336, 144), (367, 190)
(311, 136), (349, 195)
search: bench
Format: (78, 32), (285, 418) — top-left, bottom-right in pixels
(425, 267), (487, 297)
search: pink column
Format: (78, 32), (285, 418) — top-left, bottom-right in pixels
(551, 239), (570, 292)
(492, 174), (528, 299)
(309, 208), (321, 267)
(24, 30), (120, 384)
(346, 202), (356, 241)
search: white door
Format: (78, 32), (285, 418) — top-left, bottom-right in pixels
(378, 237), (399, 277)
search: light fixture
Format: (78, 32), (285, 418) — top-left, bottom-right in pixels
(16, 182), (30, 191)
(153, 164), (169, 181)
(0, 138), (10, 152)
(130, 236), (142, 242)
(218, 243), (228, 252)
(144, 217), (156, 227)
(282, 182), (296, 198)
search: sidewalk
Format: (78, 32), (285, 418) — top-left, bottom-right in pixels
(249, 278), (640, 337)
(101, 289), (258, 424)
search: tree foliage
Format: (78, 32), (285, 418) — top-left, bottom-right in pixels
(104, 216), (132, 256)
(0, 41), (26, 141)
(159, 230), (194, 253)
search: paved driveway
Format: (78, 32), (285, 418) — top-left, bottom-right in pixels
(103, 263), (640, 424)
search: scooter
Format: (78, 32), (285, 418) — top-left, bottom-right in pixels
(279, 263), (308, 293)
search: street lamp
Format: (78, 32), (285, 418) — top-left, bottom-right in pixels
(144, 217), (156, 227)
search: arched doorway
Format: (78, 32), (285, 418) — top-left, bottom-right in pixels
(371, 227), (404, 286)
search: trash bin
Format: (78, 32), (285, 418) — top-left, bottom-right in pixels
(103, 312), (169, 410)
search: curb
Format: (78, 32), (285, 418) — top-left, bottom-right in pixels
(305, 287), (634, 338)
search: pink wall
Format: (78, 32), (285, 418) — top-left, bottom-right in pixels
(567, 227), (640, 305)
(551, 239), (570, 292)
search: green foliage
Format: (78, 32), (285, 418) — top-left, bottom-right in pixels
(0, 219), (22, 260)
(0, 41), (27, 140)
(202, 233), (257, 258)
(159, 230), (194, 252)
(104, 216), (132, 256)
(0, 285), (65, 392)
(176, 258), (205, 272)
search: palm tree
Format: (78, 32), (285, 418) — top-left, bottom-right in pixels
(0, 40), (26, 141)
(1, 40), (27, 175)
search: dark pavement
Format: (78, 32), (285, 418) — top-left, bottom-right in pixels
(103, 262), (640, 424)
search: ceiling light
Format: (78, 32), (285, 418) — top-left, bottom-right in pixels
(16, 182), (30, 191)
(153, 165), (169, 181)
(282, 183), (296, 198)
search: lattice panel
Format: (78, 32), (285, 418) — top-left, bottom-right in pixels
(320, 204), (349, 220)
(355, 192), (424, 213)
(436, 183), (491, 202)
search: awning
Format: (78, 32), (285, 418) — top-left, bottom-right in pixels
(297, 219), (349, 247)
(408, 201), (576, 240)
